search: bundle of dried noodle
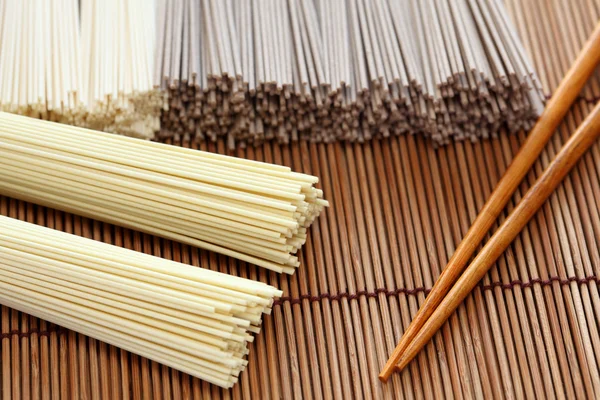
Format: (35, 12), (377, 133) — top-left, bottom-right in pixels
(0, 0), (162, 139)
(0, 214), (282, 388)
(0, 112), (328, 274)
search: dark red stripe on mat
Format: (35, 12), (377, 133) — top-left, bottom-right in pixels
(273, 275), (600, 306)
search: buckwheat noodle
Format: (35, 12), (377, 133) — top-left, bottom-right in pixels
(157, 0), (545, 147)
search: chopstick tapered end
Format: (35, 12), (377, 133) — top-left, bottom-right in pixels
(379, 353), (413, 382)
(395, 357), (410, 373)
(379, 362), (397, 382)
(378, 371), (391, 383)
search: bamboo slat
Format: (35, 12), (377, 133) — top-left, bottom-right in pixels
(1, 0), (600, 398)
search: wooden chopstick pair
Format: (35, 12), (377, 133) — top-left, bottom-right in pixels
(380, 22), (600, 381)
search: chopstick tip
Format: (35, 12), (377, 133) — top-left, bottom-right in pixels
(378, 364), (396, 382)
(395, 358), (410, 374)
(378, 372), (389, 383)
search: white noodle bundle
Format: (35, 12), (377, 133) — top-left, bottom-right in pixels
(0, 0), (82, 117)
(0, 0), (162, 139)
(0, 215), (282, 388)
(0, 112), (327, 274)
(79, 0), (163, 138)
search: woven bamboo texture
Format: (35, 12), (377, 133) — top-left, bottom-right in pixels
(2, 1), (600, 398)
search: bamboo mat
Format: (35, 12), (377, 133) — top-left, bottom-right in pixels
(1, 1), (600, 399)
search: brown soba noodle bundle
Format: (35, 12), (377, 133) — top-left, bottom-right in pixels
(155, 0), (544, 147)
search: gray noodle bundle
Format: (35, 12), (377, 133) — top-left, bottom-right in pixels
(155, 0), (544, 147)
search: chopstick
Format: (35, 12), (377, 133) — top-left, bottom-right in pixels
(380, 21), (600, 382)
(393, 100), (600, 372)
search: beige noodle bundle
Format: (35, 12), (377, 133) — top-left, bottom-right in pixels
(0, 214), (282, 388)
(0, 112), (327, 274)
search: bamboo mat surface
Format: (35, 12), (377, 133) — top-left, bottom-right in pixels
(2, 1), (600, 398)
